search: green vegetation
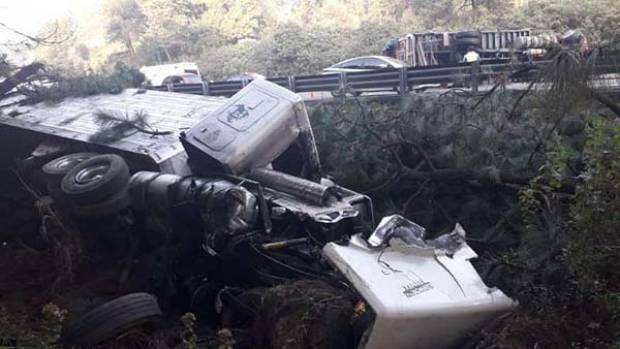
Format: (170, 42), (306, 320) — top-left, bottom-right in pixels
(486, 116), (620, 348)
(0, 302), (66, 348)
(32, 0), (620, 80)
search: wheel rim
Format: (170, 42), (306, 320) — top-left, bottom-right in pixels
(75, 164), (110, 184)
(56, 155), (89, 170)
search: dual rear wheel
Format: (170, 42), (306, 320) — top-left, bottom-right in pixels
(455, 30), (482, 51)
(42, 153), (131, 217)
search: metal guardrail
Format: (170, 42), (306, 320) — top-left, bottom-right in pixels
(149, 58), (619, 97)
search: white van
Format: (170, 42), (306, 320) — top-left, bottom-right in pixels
(140, 62), (203, 86)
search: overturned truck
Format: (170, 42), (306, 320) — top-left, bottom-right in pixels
(0, 80), (516, 348)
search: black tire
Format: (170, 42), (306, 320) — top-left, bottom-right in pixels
(72, 188), (131, 218)
(330, 90), (361, 97)
(61, 293), (162, 347)
(330, 90), (343, 98)
(42, 153), (98, 183)
(393, 86), (407, 95)
(456, 37), (482, 48)
(455, 30), (482, 39)
(61, 154), (130, 205)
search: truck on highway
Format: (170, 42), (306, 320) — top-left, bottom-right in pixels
(383, 28), (587, 67)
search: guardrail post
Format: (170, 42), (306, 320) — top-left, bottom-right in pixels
(339, 72), (347, 94)
(202, 81), (210, 96)
(287, 76), (296, 92)
(471, 62), (480, 93)
(399, 67), (408, 96)
(166, 83), (174, 92)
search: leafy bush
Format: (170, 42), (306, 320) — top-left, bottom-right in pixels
(569, 118), (620, 317)
(484, 116), (620, 348)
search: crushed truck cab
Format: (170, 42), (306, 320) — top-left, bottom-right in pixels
(325, 216), (515, 349)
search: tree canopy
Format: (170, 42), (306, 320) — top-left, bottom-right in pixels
(29, 0), (620, 79)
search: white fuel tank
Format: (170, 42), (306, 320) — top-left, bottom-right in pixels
(181, 79), (319, 178)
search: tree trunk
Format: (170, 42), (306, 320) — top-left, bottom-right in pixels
(163, 47), (172, 62)
(125, 34), (135, 57)
(592, 90), (620, 118)
(401, 167), (533, 185)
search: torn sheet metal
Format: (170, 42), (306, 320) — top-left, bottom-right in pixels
(199, 181), (258, 235)
(323, 216), (516, 349)
(260, 183), (372, 226)
(368, 215), (466, 254)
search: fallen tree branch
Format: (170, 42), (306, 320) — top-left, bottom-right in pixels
(400, 166), (581, 195)
(401, 167), (533, 185)
(401, 179), (430, 215)
(507, 78), (536, 120)
(94, 110), (173, 136)
(0, 62), (44, 97)
(471, 80), (502, 111)
(591, 90), (620, 118)
(396, 137), (437, 171)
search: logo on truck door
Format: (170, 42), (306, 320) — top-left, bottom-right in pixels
(402, 279), (433, 297)
(380, 265), (434, 298)
(227, 104), (250, 122)
(218, 89), (279, 131)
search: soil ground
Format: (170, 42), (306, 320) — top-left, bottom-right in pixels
(0, 170), (183, 348)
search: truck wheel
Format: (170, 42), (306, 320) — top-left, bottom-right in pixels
(61, 154), (130, 205)
(456, 37), (482, 48)
(61, 293), (162, 347)
(72, 188), (131, 218)
(330, 90), (343, 98)
(455, 30), (482, 39)
(42, 152), (98, 184)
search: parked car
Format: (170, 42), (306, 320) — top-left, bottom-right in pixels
(161, 73), (203, 85)
(324, 56), (408, 96)
(323, 55), (407, 73)
(140, 62), (203, 86)
(225, 72), (265, 81)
